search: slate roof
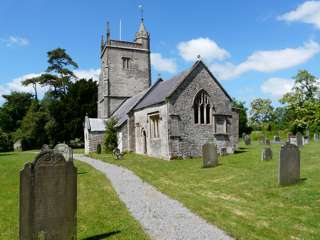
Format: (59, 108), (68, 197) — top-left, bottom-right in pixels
(86, 118), (106, 132)
(112, 88), (149, 127)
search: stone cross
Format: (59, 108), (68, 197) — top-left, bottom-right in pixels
(202, 143), (218, 168)
(314, 133), (319, 142)
(54, 143), (73, 161)
(261, 147), (272, 161)
(278, 142), (300, 186)
(20, 149), (77, 240)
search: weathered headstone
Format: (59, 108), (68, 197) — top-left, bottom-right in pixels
(278, 142), (300, 186)
(244, 135), (251, 145)
(14, 140), (22, 152)
(54, 143), (73, 161)
(303, 136), (309, 145)
(261, 147), (272, 161)
(314, 133), (319, 142)
(20, 149), (77, 240)
(296, 132), (303, 147)
(265, 139), (271, 145)
(202, 143), (218, 168)
(273, 135), (281, 143)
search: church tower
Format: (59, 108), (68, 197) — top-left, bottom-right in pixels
(97, 18), (151, 118)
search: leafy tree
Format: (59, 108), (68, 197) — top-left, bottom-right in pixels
(232, 99), (250, 135)
(0, 92), (33, 133)
(22, 77), (39, 101)
(293, 70), (318, 102)
(36, 48), (78, 95)
(0, 128), (12, 151)
(103, 117), (118, 152)
(249, 98), (274, 130)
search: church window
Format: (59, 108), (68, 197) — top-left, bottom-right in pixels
(149, 113), (160, 138)
(194, 90), (211, 124)
(122, 57), (131, 69)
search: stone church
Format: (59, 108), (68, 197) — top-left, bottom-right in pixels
(84, 19), (239, 159)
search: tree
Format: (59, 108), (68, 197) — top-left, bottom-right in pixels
(232, 99), (249, 135)
(38, 48), (78, 95)
(0, 92), (33, 133)
(0, 128), (12, 151)
(22, 77), (39, 101)
(293, 70), (318, 102)
(249, 98), (274, 130)
(104, 117), (118, 152)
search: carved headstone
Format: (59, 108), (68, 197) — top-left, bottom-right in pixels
(202, 143), (218, 168)
(244, 135), (251, 145)
(314, 133), (319, 142)
(278, 142), (300, 186)
(20, 150), (77, 240)
(296, 132), (303, 147)
(54, 143), (73, 161)
(261, 147), (272, 161)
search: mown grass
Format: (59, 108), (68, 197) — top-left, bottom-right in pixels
(0, 151), (149, 240)
(91, 141), (320, 240)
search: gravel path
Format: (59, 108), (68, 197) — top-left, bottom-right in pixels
(75, 154), (233, 240)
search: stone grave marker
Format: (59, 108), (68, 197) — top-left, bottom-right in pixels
(265, 139), (271, 145)
(273, 135), (281, 143)
(303, 136), (309, 145)
(54, 143), (73, 161)
(278, 142), (300, 186)
(244, 135), (251, 145)
(261, 147), (272, 161)
(314, 133), (319, 142)
(202, 143), (218, 168)
(296, 132), (303, 147)
(259, 135), (266, 144)
(20, 149), (77, 240)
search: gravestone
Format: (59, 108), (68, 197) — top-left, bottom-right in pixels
(273, 135), (281, 143)
(306, 128), (310, 137)
(261, 147), (272, 161)
(202, 143), (218, 168)
(14, 140), (22, 152)
(303, 136), (309, 145)
(265, 139), (271, 145)
(278, 142), (300, 186)
(314, 133), (319, 142)
(259, 135), (266, 144)
(289, 136), (297, 146)
(296, 132), (303, 147)
(244, 135), (251, 145)
(20, 149), (77, 240)
(54, 143), (73, 161)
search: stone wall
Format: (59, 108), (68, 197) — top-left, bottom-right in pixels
(168, 63), (237, 157)
(85, 130), (104, 154)
(134, 104), (170, 159)
(117, 123), (129, 152)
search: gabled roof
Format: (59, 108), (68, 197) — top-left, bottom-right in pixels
(85, 117), (106, 132)
(134, 60), (233, 111)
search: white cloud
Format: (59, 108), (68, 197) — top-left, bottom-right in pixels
(1, 36), (29, 47)
(278, 1), (320, 29)
(74, 68), (100, 81)
(177, 37), (230, 62)
(0, 68), (100, 103)
(210, 41), (320, 80)
(261, 77), (294, 98)
(151, 53), (177, 73)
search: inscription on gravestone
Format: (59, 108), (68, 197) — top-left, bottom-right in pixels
(278, 142), (300, 186)
(20, 149), (77, 240)
(202, 143), (218, 168)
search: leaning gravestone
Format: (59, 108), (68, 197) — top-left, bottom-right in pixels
(261, 147), (272, 161)
(314, 133), (319, 142)
(244, 135), (251, 145)
(296, 132), (303, 147)
(54, 143), (73, 161)
(278, 142), (300, 186)
(20, 149), (77, 240)
(202, 143), (218, 168)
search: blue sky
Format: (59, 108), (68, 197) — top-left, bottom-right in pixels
(1, 0), (320, 106)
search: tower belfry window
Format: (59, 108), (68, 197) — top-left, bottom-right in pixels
(194, 90), (211, 124)
(122, 57), (131, 69)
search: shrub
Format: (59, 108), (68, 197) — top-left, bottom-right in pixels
(96, 144), (102, 154)
(103, 117), (118, 153)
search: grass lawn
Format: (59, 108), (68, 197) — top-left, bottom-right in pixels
(0, 151), (149, 240)
(91, 141), (320, 240)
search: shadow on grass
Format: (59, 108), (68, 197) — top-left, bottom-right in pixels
(0, 152), (15, 156)
(234, 150), (247, 154)
(77, 171), (89, 175)
(82, 230), (121, 240)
